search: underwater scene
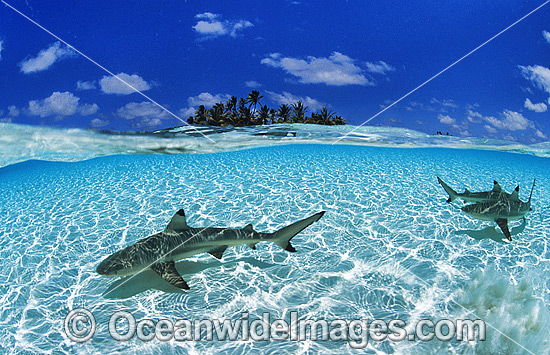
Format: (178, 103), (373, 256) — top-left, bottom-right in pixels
(1, 123), (549, 354)
(2, 1), (550, 354)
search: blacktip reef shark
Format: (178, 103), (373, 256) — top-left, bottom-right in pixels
(461, 179), (535, 241)
(437, 176), (519, 203)
(97, 210), (325, 289)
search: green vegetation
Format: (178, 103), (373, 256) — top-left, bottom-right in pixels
(187, 90), (346, 127)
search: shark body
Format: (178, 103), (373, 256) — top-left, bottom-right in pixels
(97, 210), (325, 289)
(437, 177), (519, 203)
(461, 180), (535, 241)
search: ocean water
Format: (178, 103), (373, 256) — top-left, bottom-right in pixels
(0, 122), (549, 354)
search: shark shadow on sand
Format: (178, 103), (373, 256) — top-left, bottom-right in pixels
(102, 257), (277, 299)
(453, 217), (527, 243)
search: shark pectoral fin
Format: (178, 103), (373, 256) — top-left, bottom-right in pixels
(208, 246), (227, 259)
(493, 181), (502, 193)
(495, 218), (512, 242)
(274, 240), (296, 252)
(164, 209), (189, 233)
(150, 261), (189, 289)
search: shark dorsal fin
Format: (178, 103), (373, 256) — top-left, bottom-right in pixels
(510, 186), (520, 200)
(493, 181), (502, 193)
(165, 209), (189, 233)
(243, 224), (254, 232)
(464, 188), (471, 194)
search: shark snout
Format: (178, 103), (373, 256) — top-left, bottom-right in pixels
(96, 255), (124, 276)
(96, 258), (111, 275)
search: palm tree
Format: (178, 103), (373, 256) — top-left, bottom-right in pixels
(194, 105), (208, 124)
(238, 98), (247, 111)
(187, 92), (346, 127)
(276, 104), (291, 123)
(306, 112), (320, 124)
(227, 96), (238, 115)
(213, 102), (225, 113)
(257, 105), (273, 125)
(207, 103), (227, 126)
(246, 90), (263, 113)
(269, 108), (276, 124)
(332, 115), (345, 125)
(226, 98), (234, 113)
(238, 105), (254, 126)
(318, 107), (335, 124)
(291, 101), (308, 123)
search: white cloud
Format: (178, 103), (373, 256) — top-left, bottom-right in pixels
(194, 21), (226, 36)
(245, 80), (262, 88)
(469, 109), (546, 140)
(116, 101), (177, 128)
(19, 42), (75, 74)
(438, 114), (456, 125)
(8, 105), (20, 117)
(365, 60), (395, 75)
(100, 73), (151, 95)
(474, 110), (534, 131)
(77, 80), (96, 90)
(261, 52), (373, 86)
(195, 12), (219, 20)
(27, 91), (98, 118)
(193, 13), (253, 38)
(179, 107), (196, 118)
(187, 92), (231, 107)
(80, 103), (100, 116)
(0, 118), (12, 123)
(535, 129), (547, 139)
(519, 65), (550, 93)
(230, 21), (253, 36)
(90, 118), (109, 128)
(491, 110), (534, 131)
(543, 30), (550, 44)
(524, 98), (547, 113)
(484, 124), (498, 134)
(266, 91), (325, 111)
(0, 38), (3, 60)
(467, 109), (482, 123)
(116, 101), (170, 120)
(430, 98), (459, 108)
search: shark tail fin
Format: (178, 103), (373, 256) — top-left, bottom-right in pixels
(271, 211), (325, 252)
(528, 179), (536, 204)
(437, 177), (458, 203)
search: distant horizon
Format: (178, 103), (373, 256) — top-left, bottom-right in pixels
(2, 118), (547, 146)
(1, 1), (550, 143)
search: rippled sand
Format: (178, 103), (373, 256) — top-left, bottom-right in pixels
(0, 144), (548, 354)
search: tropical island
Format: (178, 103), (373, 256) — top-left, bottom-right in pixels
(186, 90), (346, 127)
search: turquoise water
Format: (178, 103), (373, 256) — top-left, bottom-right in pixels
(1, 124), (549, 354)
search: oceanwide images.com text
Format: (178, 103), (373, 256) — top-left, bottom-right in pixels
(65, 309), (486, 348)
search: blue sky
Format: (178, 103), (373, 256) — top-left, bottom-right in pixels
(0, 0), (549, 143)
